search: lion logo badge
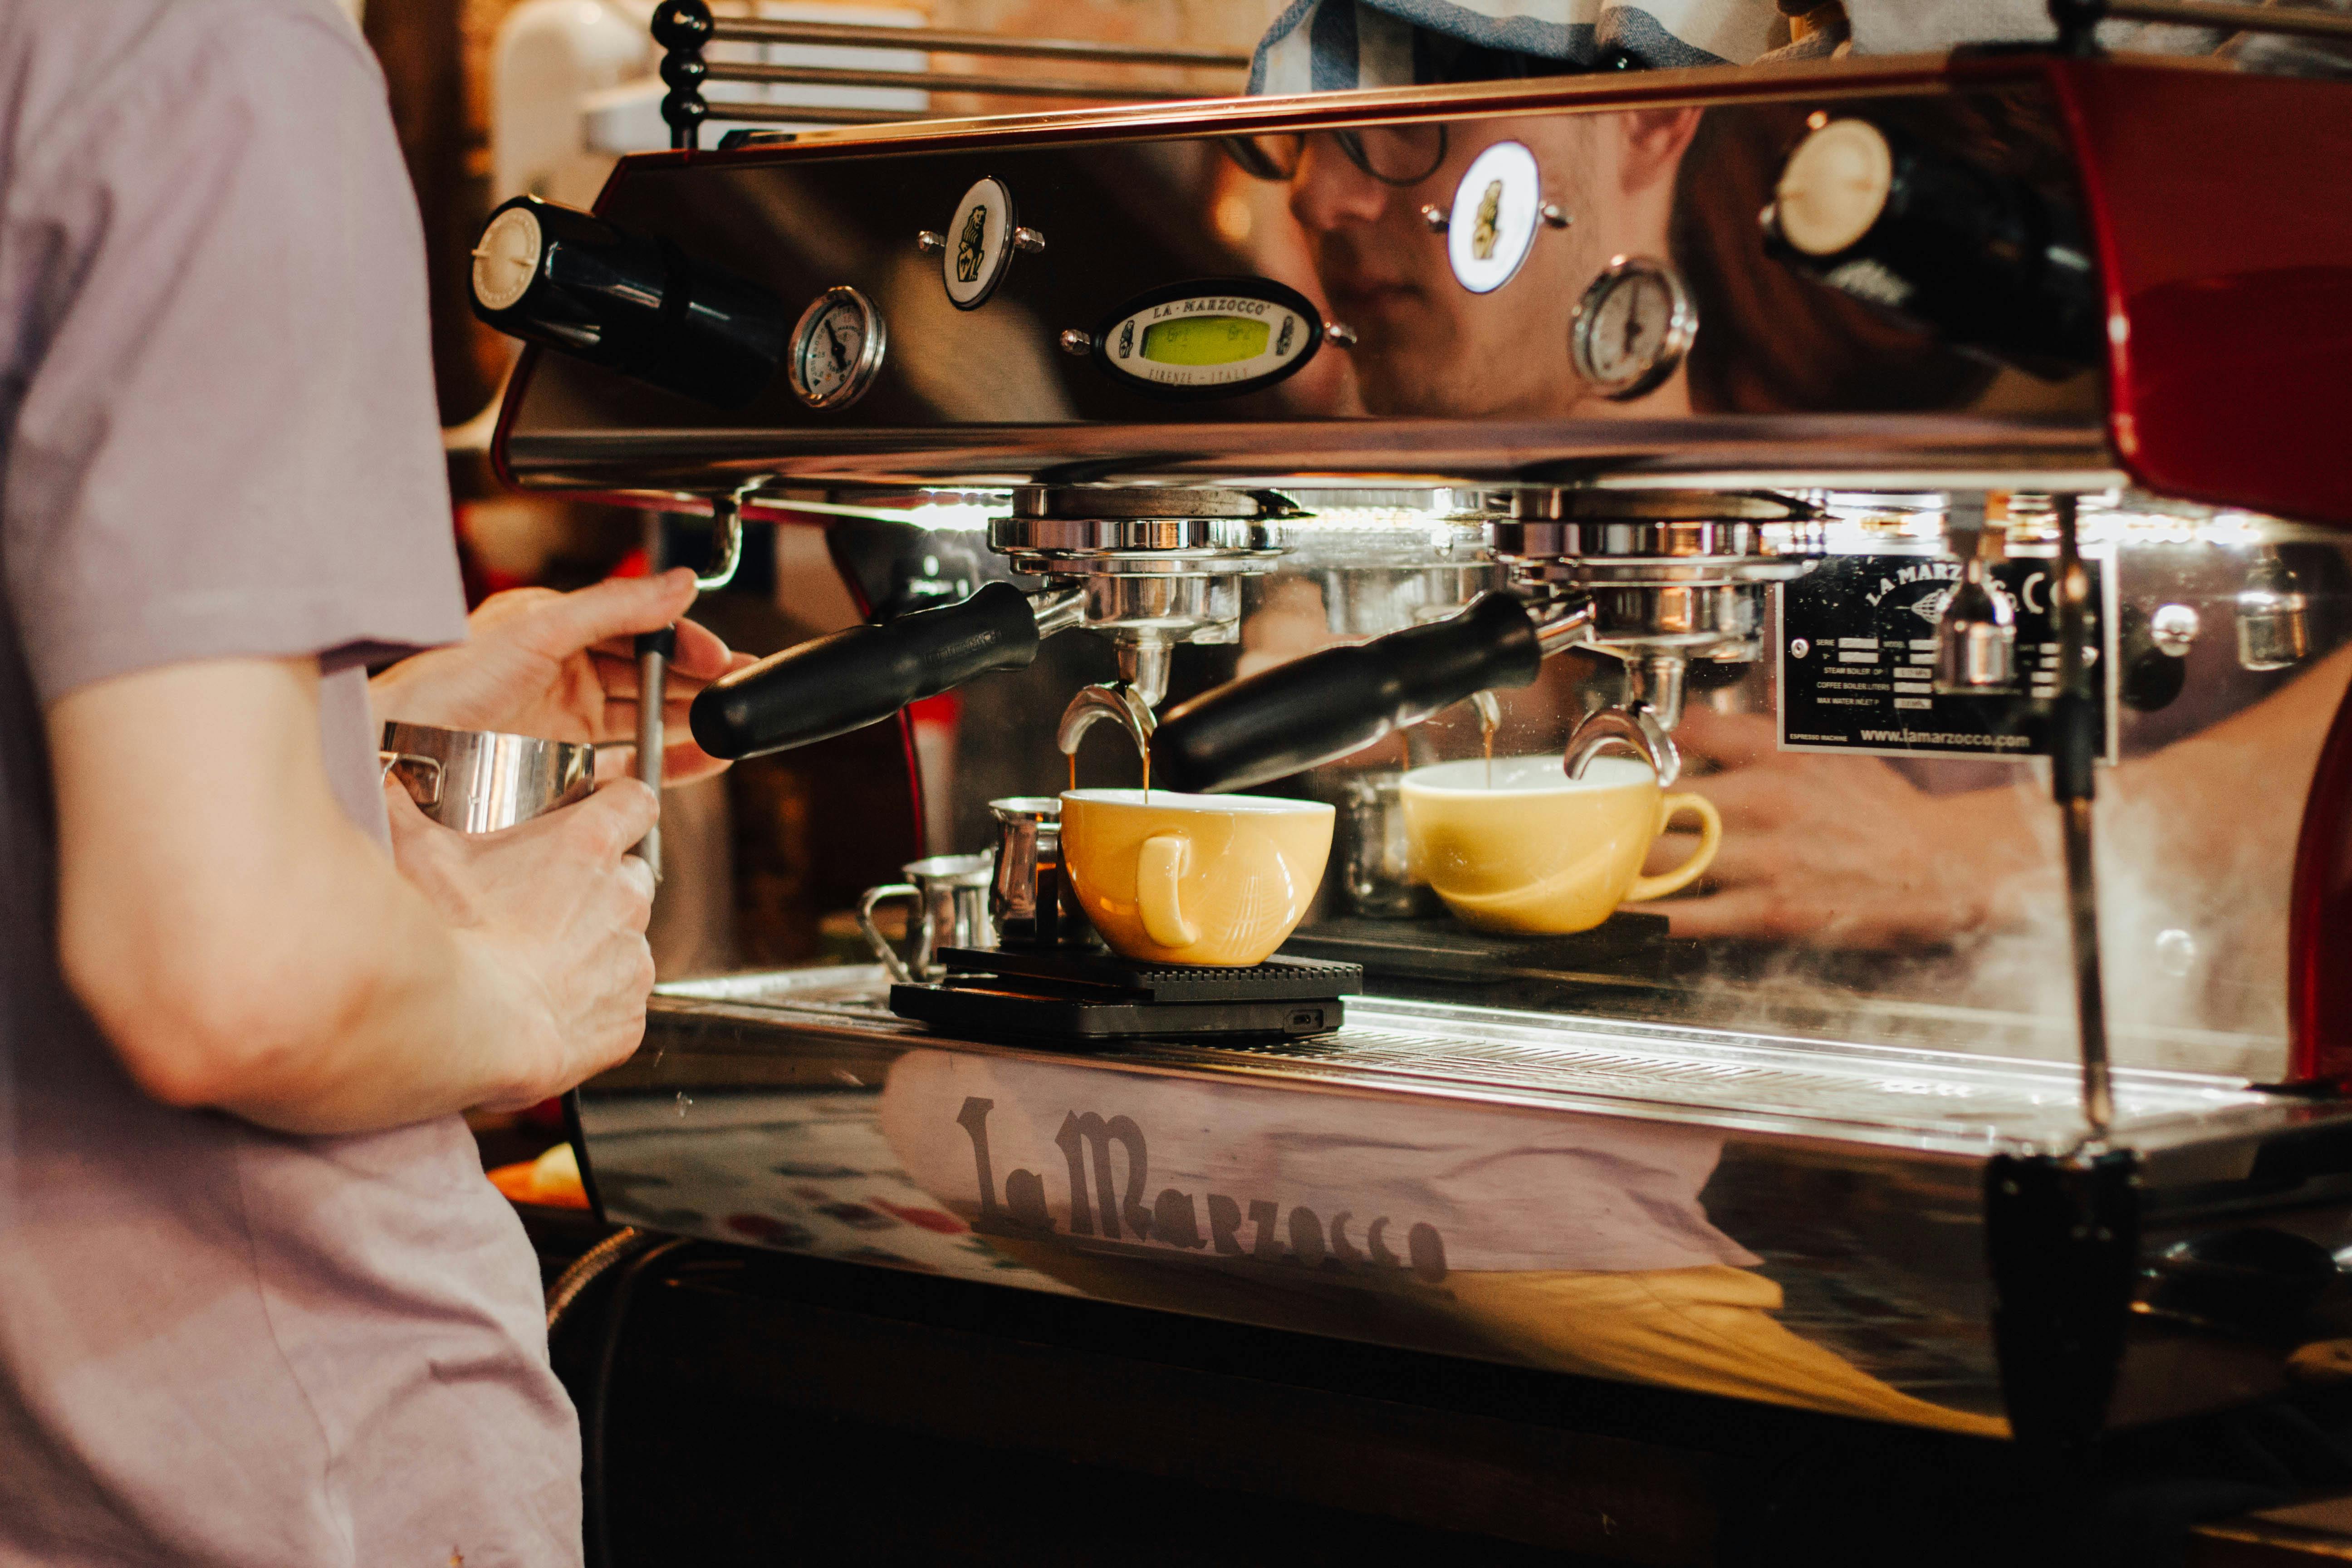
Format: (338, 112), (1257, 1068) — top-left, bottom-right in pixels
(955, 204), (988, 284)
(1471, 180), (1504, 261)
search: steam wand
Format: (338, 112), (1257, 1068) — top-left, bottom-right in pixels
(633, 514), (671, 879)
(2051, 494), (2112, 1145)
(632, 495), (746, 879)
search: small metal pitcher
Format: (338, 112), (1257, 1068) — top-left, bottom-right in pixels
(1339, 770), (1437, 918)
(380, 721), (595, 833)
(988, 796), (1078, 946)
(858, 853), (995, 983)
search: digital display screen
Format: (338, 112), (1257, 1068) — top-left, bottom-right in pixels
(1140, 315), (1269, 367)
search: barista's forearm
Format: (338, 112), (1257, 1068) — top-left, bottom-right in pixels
(48, 659), (556, 1134)
(151, 819), (555, 1135)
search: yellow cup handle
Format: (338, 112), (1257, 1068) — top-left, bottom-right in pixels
(1137, 833), (1200, 949)
(1626, 793), (1722, 903)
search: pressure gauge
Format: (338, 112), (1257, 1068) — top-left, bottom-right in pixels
(787, 285), (886, 409)
(1568, 255), (1697, 401)
(1082, 277), (1325, 400)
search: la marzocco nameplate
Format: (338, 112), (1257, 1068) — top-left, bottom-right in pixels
(1778, 552), (2115, 762)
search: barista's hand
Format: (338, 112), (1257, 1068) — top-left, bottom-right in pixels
(386, 775), (660, 1106)
(369, 569), (755, 785)
(1627, 707), (2051, 947)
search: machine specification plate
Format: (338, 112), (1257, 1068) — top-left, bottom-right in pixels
(1778, 552), (2114, 762)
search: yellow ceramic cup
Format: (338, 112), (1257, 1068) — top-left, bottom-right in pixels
(1399, 755), (1721, 935)
(1060, 789), (1334, 966)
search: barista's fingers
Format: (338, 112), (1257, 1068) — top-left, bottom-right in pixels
(1681, 768), (1813, 832)
(516, 569), (698, 660)
(1647, 888), (1828, 942)
(666, 618), (737, 681)
(1689, 828), (1798, 891)
(1668, 707), (1780, 771)
(589, 630), (748, 696)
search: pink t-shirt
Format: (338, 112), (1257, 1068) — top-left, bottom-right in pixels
(0, 3), (580, 1563)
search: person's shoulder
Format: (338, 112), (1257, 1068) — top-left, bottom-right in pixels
(4, 0), (383, 177)
(106, 0), (381, 92)
(6, 0), (373, 65)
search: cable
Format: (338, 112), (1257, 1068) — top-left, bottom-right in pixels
(544, 1227), (650, 1335)
(583, 1237), (693, 1568)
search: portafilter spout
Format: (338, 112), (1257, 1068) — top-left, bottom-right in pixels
(1057, 681), (1158, 771)
(1565, 702), (1680, 786)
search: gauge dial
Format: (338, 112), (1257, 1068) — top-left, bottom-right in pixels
(787, 286), (886, 410)
(1568, 255), (1697, 402)
(470, 204), (543, 312)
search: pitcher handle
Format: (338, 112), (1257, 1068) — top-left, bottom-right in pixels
(377, 751), (445, 808)
(857, 883), (923, 984)
(1137, 833), (1200, 949)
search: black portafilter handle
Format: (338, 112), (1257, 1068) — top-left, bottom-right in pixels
(1150, 592), (1544, 795)
(689, 581), (1042, 760)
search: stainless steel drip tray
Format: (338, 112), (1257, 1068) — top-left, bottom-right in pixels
(647, 967), (2273, 1158)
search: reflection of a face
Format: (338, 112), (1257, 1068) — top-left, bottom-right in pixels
(1286, 110), (1700, 418)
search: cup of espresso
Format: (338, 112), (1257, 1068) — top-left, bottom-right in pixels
(1400, 755), (1721, 934)
(1060, 789), (1334, 966)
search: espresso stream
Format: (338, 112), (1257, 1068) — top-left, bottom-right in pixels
(1068, 748), (1151, 798)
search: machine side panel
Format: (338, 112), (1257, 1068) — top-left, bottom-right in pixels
(2054, 62), (2352, 529)
(2291, 674), (2352, 1082)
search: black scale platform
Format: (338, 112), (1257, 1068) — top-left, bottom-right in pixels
(1277, 911), (1673, 985)
(888, 946), (1362, 1044)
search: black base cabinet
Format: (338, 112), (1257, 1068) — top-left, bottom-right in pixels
(535, 1240), (2352, 1568)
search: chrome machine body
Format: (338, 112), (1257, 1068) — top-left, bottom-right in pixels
(481, 37), (2352, 1445)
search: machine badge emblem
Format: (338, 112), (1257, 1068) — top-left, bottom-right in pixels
(1568, 255), (1699, 401)
(787, 285), (887, 410)
(955, 203), (988, 284)
(942, 176), (1016, 310)
(470, 203), (544, 313)
(1471, 180), (1504, 261)
(1446, 141), (1539, 294)
(1083, 277), (1326, 400)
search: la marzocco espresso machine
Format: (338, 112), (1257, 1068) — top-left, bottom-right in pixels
(475, 18), (2352, 1453)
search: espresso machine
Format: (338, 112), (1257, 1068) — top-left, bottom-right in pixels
(476, 15), (2352, 1450)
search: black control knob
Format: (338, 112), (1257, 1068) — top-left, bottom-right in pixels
(1150, 592), (1544, 794)
(1763, 118), (2101, 374)
(470, 195), (786, 407)
(690, 582), (1044, 760)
